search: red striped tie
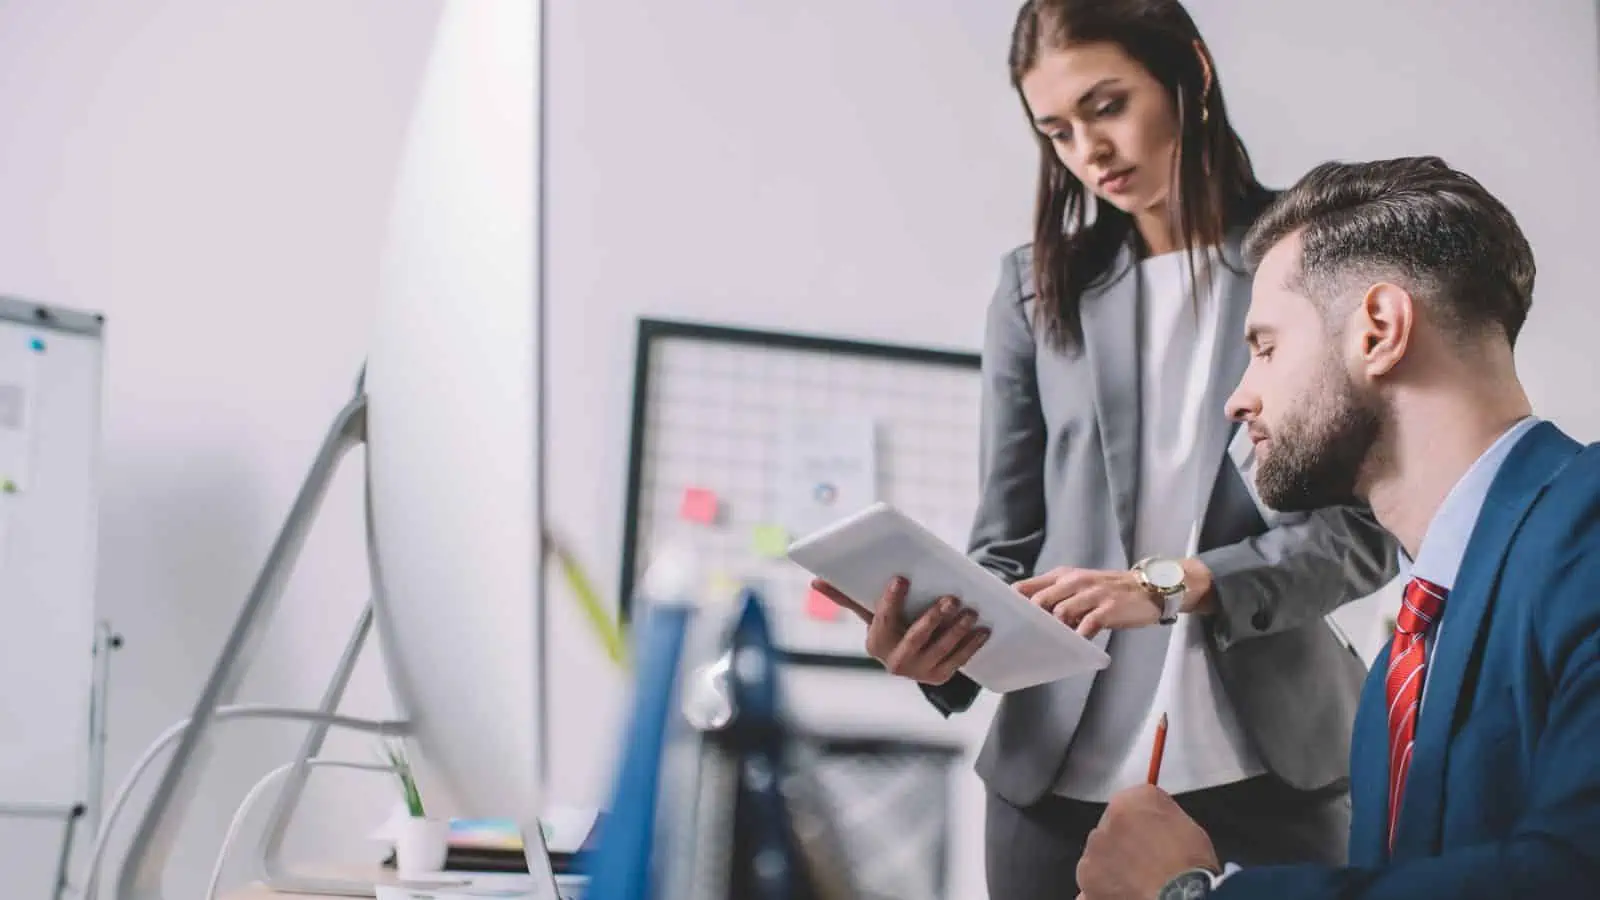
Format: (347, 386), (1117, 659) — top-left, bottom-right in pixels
(1385, 576), (1448, 851)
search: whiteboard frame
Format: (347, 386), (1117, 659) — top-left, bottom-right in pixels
(0, 296), (106, 809)
(0, 295), (107, 900)
(0, 296), (104, 341)
(617, 316), (980, 669)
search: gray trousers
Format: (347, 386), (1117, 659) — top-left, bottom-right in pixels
(984, 776), (1350, 898)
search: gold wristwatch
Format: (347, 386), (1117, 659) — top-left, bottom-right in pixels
(1133, 556), (1186, 625)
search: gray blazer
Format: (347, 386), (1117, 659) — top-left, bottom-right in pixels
(924, 233), (1400, 808)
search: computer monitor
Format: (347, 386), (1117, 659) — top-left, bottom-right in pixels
(363, 0), (544, 826)
(109, 4), (546, 898)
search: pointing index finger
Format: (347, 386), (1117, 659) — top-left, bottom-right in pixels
(810, 579), (872, 624)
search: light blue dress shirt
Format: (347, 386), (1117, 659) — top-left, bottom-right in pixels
(1400, 415), (1538, 709)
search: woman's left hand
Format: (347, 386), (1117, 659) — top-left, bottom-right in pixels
(1014, 567), (1162, 639)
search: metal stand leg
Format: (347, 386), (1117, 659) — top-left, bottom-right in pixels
(87, 621), (122, 839)
(113, 388), (391, 900)
(253, 603), (381, 897)
(52, 803), (84, 900)
(0, 803), (83, 900)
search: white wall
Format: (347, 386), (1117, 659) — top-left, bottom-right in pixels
(0, 2), (443, 896)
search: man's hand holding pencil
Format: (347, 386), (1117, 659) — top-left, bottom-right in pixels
(1071, 711), (1220, 899)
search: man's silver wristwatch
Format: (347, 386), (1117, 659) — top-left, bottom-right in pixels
(1159, 866), (1226, 898)
(1133, 556), (1186, 625)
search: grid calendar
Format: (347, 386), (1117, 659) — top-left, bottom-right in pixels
(619, 318), (982, 666)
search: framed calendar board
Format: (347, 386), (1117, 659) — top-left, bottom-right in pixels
(618, 317), (982, 668)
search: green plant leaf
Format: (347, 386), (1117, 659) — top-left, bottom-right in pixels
(404, 777), (426, 818)
(380, 738), (427, 817)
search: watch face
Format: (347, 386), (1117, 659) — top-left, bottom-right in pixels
(1145, 558), (1185, 592)
(1159, 870), (1214, 900)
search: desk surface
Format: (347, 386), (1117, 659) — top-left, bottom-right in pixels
(221, 869), (584, 900)
(219, 868), (392, 900)
(223, 884), (345, 900)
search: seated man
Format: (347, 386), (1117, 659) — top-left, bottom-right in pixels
(1074, 155), (1600, 899)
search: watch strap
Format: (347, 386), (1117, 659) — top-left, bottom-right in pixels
(1158, 587), (1183, 625)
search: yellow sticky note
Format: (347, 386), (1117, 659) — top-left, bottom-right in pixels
(751, 524), (789, 558)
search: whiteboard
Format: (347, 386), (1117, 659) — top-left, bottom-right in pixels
(617, 318), (982, 667)
(0, 297), (103, 808)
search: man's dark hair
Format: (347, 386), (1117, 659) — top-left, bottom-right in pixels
(1242, 156), (1535, 346)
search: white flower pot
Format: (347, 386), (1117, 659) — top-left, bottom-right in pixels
(395, 816), (449, 877)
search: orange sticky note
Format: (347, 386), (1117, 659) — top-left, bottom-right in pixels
(805, 587), (839, 621)
(679, 487), (719, 524)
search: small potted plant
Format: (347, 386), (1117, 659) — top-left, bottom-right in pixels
(383, 738), (449, 877)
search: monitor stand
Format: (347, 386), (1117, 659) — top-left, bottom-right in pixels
(110, 377), (412, 900)
(256, 600), (391, 897)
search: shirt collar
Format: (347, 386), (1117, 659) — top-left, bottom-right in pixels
(1402, 416), (1540, 590)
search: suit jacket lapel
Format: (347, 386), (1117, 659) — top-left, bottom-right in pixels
(1349, 642), (1394, 867)
(1080, 233), (1251, 563)
(1080, 244), (1140, 562)
(1194, 235), (1253, 519)
(1390, 421), (1581, 858)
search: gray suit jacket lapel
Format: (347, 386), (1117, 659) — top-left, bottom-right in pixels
(1201, 234), (1254, 510)
(1080, 233), (1252, 562)
(1080, 245), (1141, 561)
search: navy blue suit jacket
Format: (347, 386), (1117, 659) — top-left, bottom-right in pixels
(1218, 421), (1600, 897)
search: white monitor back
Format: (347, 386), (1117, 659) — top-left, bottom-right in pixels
(365, 0), (543, 820)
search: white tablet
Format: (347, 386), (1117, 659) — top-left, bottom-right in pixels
(786, 502), (1110, 693)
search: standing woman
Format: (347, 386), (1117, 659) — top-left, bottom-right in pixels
(813, 1), (1397, 897)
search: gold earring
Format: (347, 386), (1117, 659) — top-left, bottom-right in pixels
(1193, 39), (1213, 124)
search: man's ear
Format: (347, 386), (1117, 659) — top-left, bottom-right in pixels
(1354, 282), (1415, 377)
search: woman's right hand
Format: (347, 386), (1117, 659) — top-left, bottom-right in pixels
(808, 576), (990, 685)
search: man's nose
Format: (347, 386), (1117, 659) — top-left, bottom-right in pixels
(1225, 383), (1257, 423)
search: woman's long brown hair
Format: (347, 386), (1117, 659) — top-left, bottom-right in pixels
(1009, 0), (1273, 352)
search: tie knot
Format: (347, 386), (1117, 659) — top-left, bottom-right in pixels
(1397, 576), (1448, 634)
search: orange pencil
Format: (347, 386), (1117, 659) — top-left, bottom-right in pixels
(1146, 712), (1169, 785)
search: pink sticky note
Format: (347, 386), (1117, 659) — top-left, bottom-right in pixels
(805, 587), (839, 622)
(679, 486), (719, 524)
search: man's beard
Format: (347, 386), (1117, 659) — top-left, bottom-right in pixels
(1255, 359), (1384, 513)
